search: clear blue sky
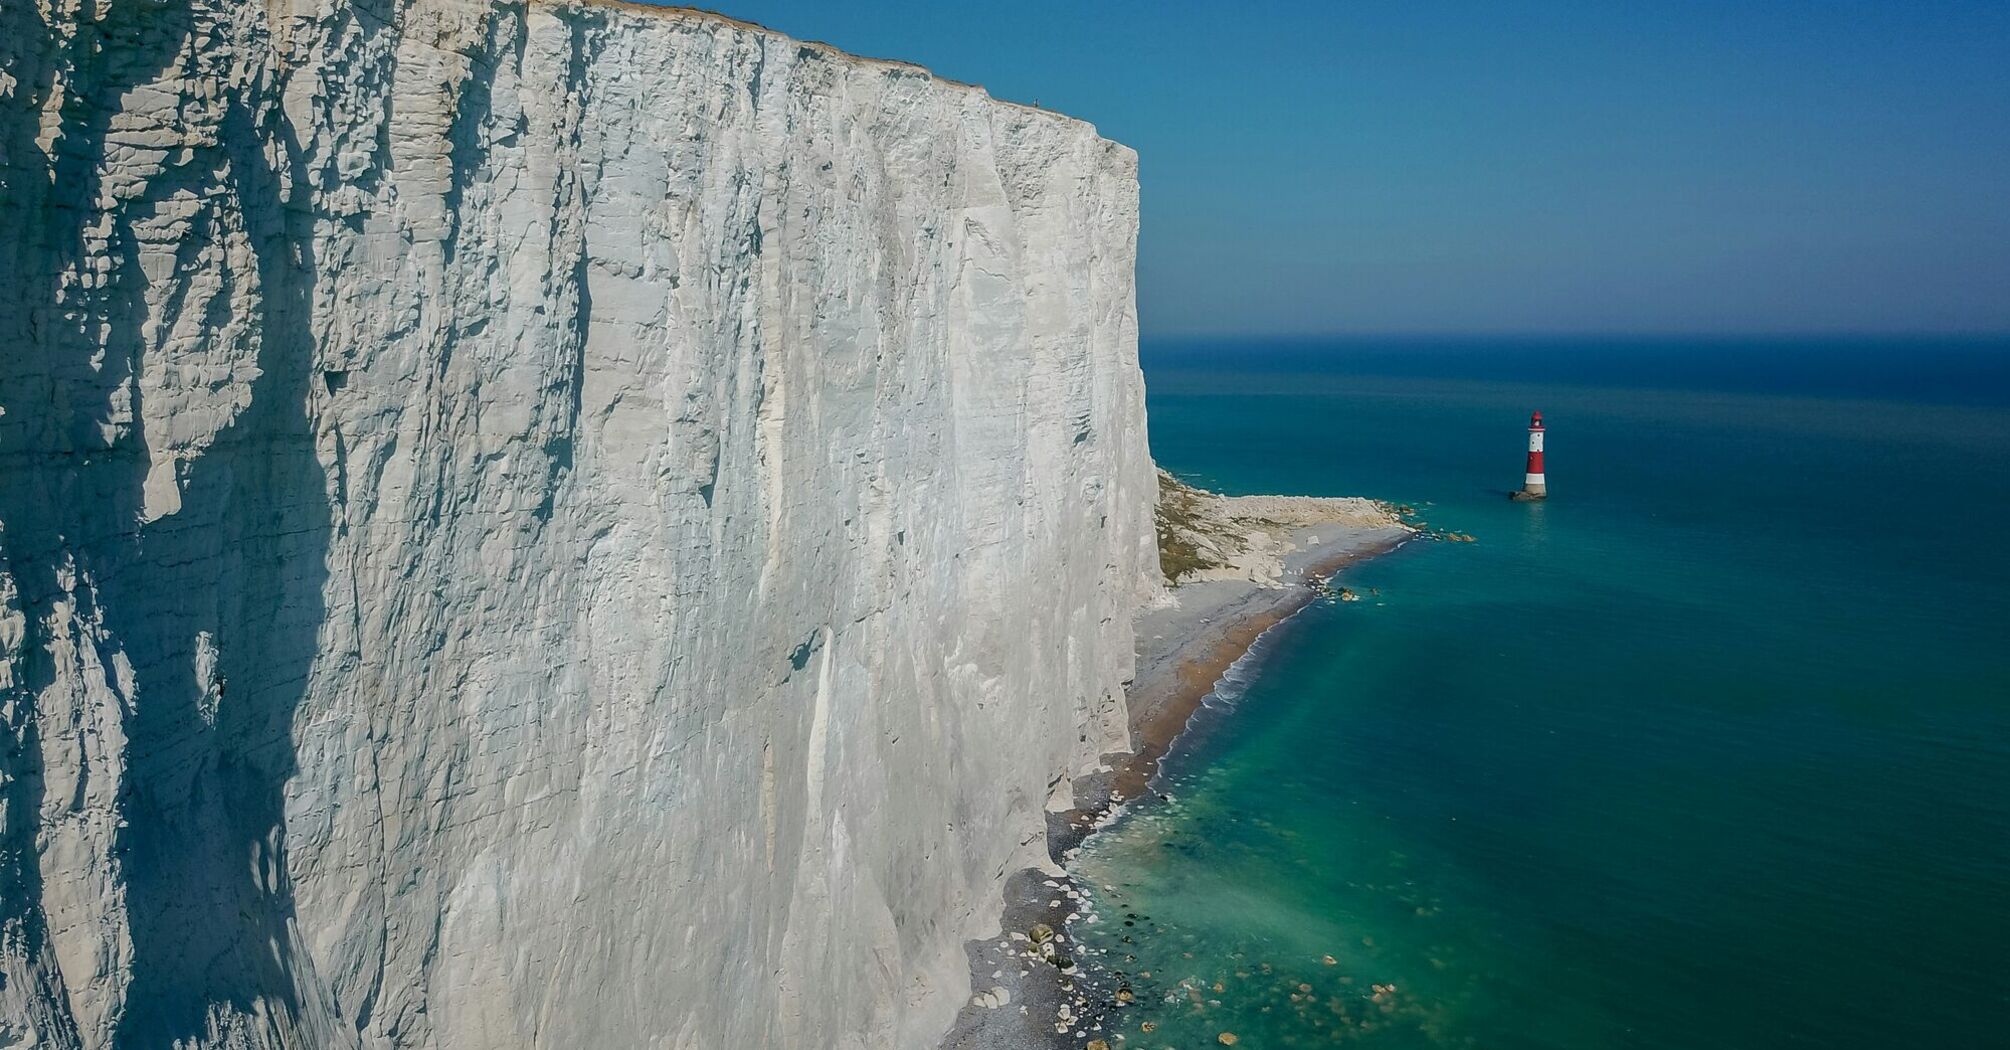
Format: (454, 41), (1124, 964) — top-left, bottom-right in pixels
(668, 1), (2010, 338)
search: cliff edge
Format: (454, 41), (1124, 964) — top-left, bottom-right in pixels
(0, 2), (1153, 1047)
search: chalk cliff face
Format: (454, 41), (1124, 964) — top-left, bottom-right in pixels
(0, 2), (1153, 1047)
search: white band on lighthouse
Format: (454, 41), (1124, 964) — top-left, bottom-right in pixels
(1529, 431), (1544, 452)
(1525, 472), (1546, 486)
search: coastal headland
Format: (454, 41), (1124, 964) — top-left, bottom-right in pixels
(1, 2), (1151, 1045)
(941, 473), (1415, 1050)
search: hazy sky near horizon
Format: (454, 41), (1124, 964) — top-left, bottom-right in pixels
(672, 1), (2010, 338)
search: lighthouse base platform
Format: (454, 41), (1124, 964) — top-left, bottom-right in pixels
(1509, 489), (1548, 502)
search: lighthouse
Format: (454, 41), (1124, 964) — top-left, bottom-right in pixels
(1511, 411), (1547, 501)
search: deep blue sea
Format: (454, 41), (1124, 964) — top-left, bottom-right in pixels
(1068, 337), (2010, 1049)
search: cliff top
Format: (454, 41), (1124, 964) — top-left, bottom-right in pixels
(541, 0), (1114, 137)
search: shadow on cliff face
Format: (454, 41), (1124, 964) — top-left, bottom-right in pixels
(0, 2), (332, 1043)
(0, 4), (71, 1041)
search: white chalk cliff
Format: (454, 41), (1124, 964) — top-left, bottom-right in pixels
(0, 1), (1154, 1047)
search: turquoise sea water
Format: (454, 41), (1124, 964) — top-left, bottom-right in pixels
(1069, 338), (2010, 1049)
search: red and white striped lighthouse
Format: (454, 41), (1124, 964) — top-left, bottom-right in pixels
(1514, 411), (1547, 500)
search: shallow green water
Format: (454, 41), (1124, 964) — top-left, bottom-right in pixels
(1069, 338), (2010, 1050)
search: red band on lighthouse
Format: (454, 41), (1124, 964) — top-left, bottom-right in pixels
(1519, 411), (1547, 499)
